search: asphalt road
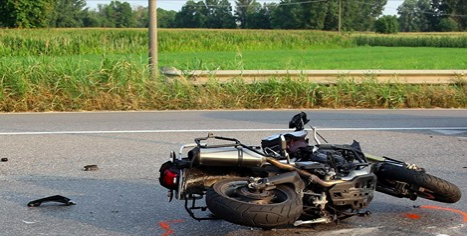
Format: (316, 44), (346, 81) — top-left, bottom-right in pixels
(0, 109), (466, 236)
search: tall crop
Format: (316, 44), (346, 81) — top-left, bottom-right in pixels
(0, 29), (354, 57)
(353, 34), (467, 48)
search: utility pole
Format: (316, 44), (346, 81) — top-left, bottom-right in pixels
(338, 0), (342, 33)
(148, 0), (158, 78)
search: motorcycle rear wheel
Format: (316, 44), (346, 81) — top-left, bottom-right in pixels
(376, 163), (461, 203)
(206, 177), (302, 229)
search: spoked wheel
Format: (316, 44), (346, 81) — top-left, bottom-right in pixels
(205, 177), (303, 229)
(376, 163), (461, 203)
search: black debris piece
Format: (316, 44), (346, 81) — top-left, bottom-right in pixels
(27, 195), (76, 207)
(83, 165), (99, 171)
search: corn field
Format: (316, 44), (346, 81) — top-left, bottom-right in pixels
(354, 34), (467, 48)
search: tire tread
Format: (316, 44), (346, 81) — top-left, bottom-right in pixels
(377, 164), (461, 203)
(206, 178), (302, 228)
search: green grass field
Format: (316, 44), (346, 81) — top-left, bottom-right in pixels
(0, 28), (466, 111)
(159, 47), (467, 70)
(3, 28), (467, 70)
(7, 46), (467, 71)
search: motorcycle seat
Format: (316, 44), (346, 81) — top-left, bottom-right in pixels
(261, 130), (308, 152)
(262, 130), (308, 142)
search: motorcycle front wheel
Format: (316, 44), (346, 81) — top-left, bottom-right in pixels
(206, 177), (302, 229)
(376, 163), (461, 203)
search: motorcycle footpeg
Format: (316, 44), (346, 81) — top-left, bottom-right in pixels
(357, 210), (372, 217)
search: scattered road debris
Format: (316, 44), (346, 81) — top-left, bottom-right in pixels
(27, 195), (75, 207)
(22, 220), (36, 224)
(1, 158), (8, 162)
(83, 165), (99, 171)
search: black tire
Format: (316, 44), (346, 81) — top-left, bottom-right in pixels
(376, 163), (461, 203)
(205, 177), (303, 229)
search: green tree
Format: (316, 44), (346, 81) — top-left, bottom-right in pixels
(131, 7), (176, 28)
(432, 0), (466, 31)
(397, 0), (432, 32)
(134, 6), (149, 27)
(374, 15), (398, 33)
(322, 1), (338, 30)
(271, 0), (303, 29)
(203, 0), (235, 28)
(270, 0), (386, 31)
(174, 1), (207, 28)
(437, 17), (458, 31)
(234, 0), (257, 28)
(247, 3), (277, 29)
(455, 0), (467, 30)
(52, 0), (87, 27)
(342, 0), (387, 31)
(114, 1), (136, 27)
(98, 1), (136, 28)
(81, 9), (102, 27)
(98, 3), (116, 27)
(158, 8), (177, 28)
(0, 0), (55, 28)
(415, 0), (432, 31)
(174, 0), (234, 28)
(302, 0), (330, 29)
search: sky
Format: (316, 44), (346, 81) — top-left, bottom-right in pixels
(85, 0), (403, 16)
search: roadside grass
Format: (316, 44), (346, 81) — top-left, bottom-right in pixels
(1, 56), (466, 112)
(1, 28), (466, 111)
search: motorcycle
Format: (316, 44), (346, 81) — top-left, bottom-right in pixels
(159, 112), (461, 229)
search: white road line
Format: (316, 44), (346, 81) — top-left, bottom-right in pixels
(0, 127), (466, 135)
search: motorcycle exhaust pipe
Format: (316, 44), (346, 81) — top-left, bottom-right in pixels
(196, 148), (343, 187)
(196, 147), (267, 167)
(266, 157), (345, 187)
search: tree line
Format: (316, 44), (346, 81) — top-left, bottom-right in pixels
(398, 0), (467, 32)
(0, 0), (465, 32)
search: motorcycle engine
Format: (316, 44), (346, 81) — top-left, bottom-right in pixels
(295, 145), (377, 211)
(294, 147), (357, 177)
(309, 149), (354, 175)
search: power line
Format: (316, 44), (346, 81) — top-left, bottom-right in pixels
(85, 0), (467, 18)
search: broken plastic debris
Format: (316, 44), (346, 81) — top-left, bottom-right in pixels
(1, 158), (7, 162)
(22, 220), (36, 224)
(27, 195), (75, 207)
(83, 165), (99, 171)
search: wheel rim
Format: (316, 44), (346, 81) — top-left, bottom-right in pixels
(221, 180), (290, 205)
(414, 187), (436, 200)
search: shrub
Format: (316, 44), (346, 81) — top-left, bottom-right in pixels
(437, 18), (458, 32)
(375, 16), (399, 34)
